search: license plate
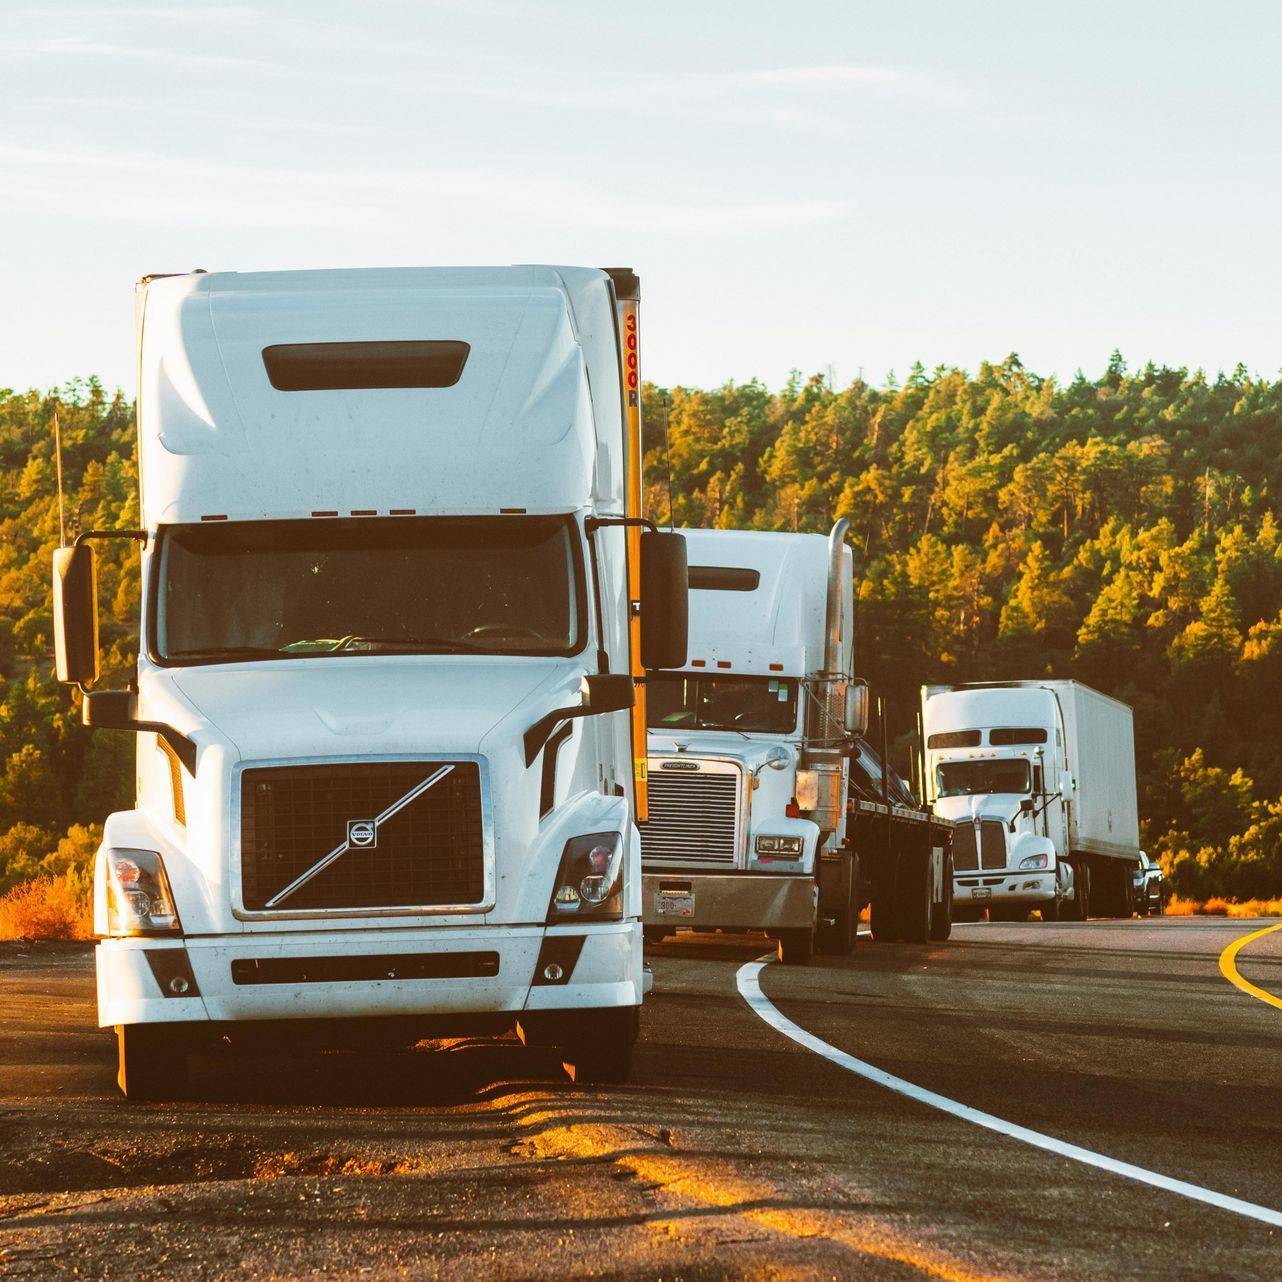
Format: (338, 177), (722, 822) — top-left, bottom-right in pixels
(655, 890), (695, 917)
(971, 887), (992, 900)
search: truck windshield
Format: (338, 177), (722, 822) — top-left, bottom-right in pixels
(645, 674), (799, 733)
(154, 515), (582, 663)
(935, 759), (1032, 797)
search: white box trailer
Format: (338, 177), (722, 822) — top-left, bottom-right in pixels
(922, 680), (1139, 920)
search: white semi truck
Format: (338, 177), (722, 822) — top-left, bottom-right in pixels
(639, 523), (954, 963)
(922, 680), (1140, 920)
(52, 265), (689, 1097)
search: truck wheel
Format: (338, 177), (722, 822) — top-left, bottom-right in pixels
(1061, 858), (1090, 921)
(817, 901), (857, 955)
(929, 856), (953, 941)
(816, 852), (858, 955)
(1040, 899), (1060, 922)
(777, 927), (815, 965)
(1120, 866), (1136, 918)
(116, 1024), (188, 1101)
(900, 850), (934, 944)
(869, 892), (898, 942)
(561, 1007), (639, 1085)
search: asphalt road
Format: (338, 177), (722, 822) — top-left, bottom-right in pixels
(2, 917), (1280, 1281)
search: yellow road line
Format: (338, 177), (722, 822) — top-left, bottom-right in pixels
(1218, 922), (1282, 1010)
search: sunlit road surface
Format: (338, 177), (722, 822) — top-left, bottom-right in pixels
(2, 918), (1281, 1281)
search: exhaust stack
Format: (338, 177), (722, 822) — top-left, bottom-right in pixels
(799, 519), (852, 837)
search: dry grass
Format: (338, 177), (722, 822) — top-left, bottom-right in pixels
(1165, 895), (1282, 918)
(0, 870), (93, 940)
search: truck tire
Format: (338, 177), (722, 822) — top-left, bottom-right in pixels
(116, 1024), (188, 1101)
(899, 849), (934, 944)
(1060, 858), (1090, 921)
(817, 852), (858, 955)
(1119, 865), (1135, 918)
(816, 903), (855, 955)
(869, 891), (898, 942)
(560, 1007), (638, 1085)
(777, 927), (815, 965)
(929, 852), (953, 941)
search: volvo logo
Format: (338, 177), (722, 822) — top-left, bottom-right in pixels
(347, 820), (377, 848)
(661, 760), (701, 772)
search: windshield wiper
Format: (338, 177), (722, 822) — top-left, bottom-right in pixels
(166, 646), (283, 660)
(331, 634), (493, 655)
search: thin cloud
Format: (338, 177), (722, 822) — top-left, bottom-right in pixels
(0, 36), (264, 68)
(0, 142), (849, 234)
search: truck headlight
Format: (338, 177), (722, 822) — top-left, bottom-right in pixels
(1018, 852), (1050, 870)
(756, 835), (803, 857)
(105, 849), (182, 936)
(547, 833), (623, 921)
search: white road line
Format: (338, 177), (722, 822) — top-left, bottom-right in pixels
(736, 959), (1282, 1229)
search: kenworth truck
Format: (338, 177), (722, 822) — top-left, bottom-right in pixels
(638, 523), (953, 963)
(52, 265), (688, 1097)
(922, 680), (1140, 920)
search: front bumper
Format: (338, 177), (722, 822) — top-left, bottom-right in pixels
(955, 871), (1056, 905)
(641, 871), (816, 931)
(97, 922), (641, 1028)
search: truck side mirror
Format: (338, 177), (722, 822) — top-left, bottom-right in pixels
(581, 672), (635, 713)
(845, 678), (869, 736)
(640, 530), (688, 670)
(523, 674), (636, 766)
(83, 689), (137, 729)
(82, 688), (199, 775)
(52, 544), (99, 687)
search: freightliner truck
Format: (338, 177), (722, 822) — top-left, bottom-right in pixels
(922, 680), (1140, 920)
(51, 265), (688, 1097)
(638, 522), (954, 963)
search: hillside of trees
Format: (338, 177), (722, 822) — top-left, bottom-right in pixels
(3, 358), (1282, 902)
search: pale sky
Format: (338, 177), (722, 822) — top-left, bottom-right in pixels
(3, 0), (1280, 396)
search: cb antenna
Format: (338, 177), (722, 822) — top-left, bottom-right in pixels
(663, 393), (675, 530)
(53, 402), (67, 548)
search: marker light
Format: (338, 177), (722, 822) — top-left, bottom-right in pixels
(105, 848), (182, 936)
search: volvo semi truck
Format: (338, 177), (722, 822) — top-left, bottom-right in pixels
(639, 523), (953, 963)
(922, 680), (1140, 920)
(52, 265), (688, 1097)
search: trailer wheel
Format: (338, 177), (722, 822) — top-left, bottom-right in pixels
(561, 1007), (638, 1085)
(777, 927), (815, 965)
(899, 849), (934, 944)
(116, 1024), (188, 1101)
(869, 892), (898, 942)
(929, 853), (953, 941)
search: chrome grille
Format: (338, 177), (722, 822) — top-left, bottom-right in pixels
(980, 820), (1007, 869)
(952, 820), (1008, 871)
(239, 760), (484, 913)
(640, 765), (741, 866)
